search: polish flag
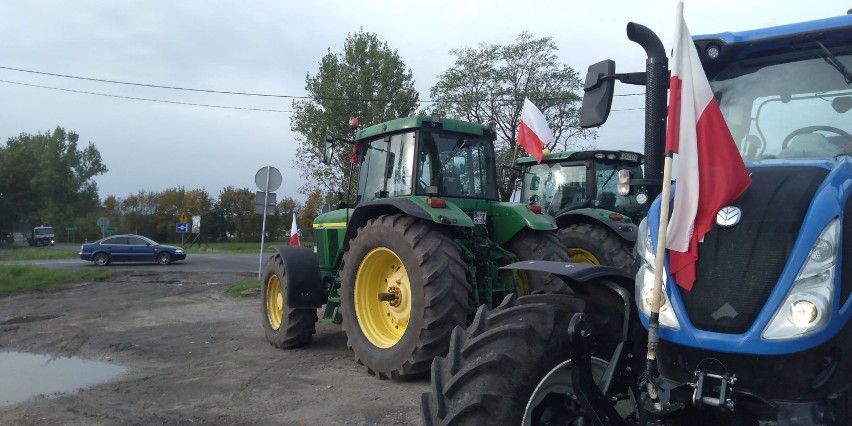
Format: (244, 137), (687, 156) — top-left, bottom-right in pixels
(289, 214), (300, 246)
(665, 2), (751, 291)
(518, 98), (552, 163)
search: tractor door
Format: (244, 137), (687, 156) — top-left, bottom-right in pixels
(356, 132), (415, 203)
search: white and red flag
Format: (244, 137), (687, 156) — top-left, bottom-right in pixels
(665, 2), (751, 291)
(518, 98), (552, 163)
(289, 214), (300, 246)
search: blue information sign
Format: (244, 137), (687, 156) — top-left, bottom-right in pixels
(176, 222), (190, 233)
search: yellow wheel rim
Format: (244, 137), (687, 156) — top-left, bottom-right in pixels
(354, 247), (411, 348)
(266, 274), (284, 331)
(569, 248), (601, 265)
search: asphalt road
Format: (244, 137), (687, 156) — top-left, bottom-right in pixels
(4, 245), (268, 276)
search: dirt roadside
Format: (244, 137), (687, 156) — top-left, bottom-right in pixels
(0, 271), (428, 425)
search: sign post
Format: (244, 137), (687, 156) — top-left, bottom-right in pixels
(176, 222), (190, 247)
(96, 217), (109, 239)
(255, 166), (282, 278)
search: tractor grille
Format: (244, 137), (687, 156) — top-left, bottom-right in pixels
(679, 166), (828, 334)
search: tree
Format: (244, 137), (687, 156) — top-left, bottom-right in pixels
(216, 186), (255, 242)
(291, 29), (419, 201)
(298, 189), (325, 241)
(0, 127), (107, 238)
(429, 32), (596, 198)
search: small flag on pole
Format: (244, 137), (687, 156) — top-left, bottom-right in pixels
(518, 98), (553, 164)
(665, 2), (751, 290)
(289, 215), (300, 246)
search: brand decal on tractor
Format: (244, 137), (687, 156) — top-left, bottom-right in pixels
(715, 206), (742, 227)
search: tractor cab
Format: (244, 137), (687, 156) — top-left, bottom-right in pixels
(351, 115), (500, 204)
(697, 22), (852, 161)
(517, 150), (646, 223)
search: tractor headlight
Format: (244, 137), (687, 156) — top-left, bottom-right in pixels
(762, 219), (838, 340)
(617, 169), (631, 196)
(634, 217), (680, 330)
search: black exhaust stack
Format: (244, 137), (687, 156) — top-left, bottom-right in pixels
(626, 23), (668, 200)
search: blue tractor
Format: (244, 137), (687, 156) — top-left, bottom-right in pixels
(422, 11), (852, 425)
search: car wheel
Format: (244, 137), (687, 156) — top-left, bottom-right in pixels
(93, 252), (110, 266)
(156, 252), (172, 265)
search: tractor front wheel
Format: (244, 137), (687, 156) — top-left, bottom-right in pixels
(260, 253), (318, 349)
(559, 223), (634, 272)
(421, 293), (628, 425)
(340, 214), (469, 380)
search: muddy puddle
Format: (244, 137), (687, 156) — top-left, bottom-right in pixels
(0, 352), (127, 407)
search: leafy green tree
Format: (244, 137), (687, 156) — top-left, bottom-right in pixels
(291, 29), (419, 201)
(217, 186), (255, 242)
(429, 32), (597, 198)
(298, 189), (325, 241)
(120, 190), (162, 238)
(274, 197), (300, 240)
(0, 127), (107, 238)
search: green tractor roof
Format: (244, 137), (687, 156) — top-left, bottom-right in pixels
(516, 150), (644, 165)
(356, 115), (490, 141)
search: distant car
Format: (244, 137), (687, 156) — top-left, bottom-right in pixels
(79, 234), (186, 266)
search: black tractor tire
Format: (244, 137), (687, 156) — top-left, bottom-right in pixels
(422, 293), (597, 425)
(260, 253), (318, 349)
(340, 214), (470, 380)
(559, 223), (634, 272)
(504, 229), (572, 293)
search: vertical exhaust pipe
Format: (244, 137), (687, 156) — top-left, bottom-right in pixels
(627, 23), (668, 201)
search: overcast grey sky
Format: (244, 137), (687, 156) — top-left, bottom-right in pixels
(1, 0), (847, 202)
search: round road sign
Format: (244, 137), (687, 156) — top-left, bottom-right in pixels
(255, 166), (282, 192)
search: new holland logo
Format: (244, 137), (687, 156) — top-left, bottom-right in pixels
(716, 206), (742, 227)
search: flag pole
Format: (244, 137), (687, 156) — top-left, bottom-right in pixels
(641, 151), (674, 409)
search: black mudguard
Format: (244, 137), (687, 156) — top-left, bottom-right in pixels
(502, 260), (633, 286)
(272, 245), (326, 309)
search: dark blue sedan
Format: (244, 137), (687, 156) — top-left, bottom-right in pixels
(79, 234), (187, 266)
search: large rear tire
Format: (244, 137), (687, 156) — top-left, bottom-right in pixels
(340, 214), (470, 380)
(422, 293), (626, 425)
(559, 223), (634, 272)
(504, 229), (571, 293)
(261, 253), (318, 349)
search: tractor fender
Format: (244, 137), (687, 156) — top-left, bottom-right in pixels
(271, 245), (326, 309)
(502, 260), (637, 343)
(555, 209), (638, 242)
(489, 202), (558, 245)
(341, 198), (474, 251)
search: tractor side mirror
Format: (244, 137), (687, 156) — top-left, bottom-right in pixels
(579, 60), (616, 128)
(322, 135), (334, 165)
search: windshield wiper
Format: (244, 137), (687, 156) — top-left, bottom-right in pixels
(817, 41), (852, 85)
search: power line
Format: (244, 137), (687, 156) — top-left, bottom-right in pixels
(0, 65), (646, 104)
(0, 79), (292, 113)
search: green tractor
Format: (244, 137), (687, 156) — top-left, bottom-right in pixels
(261, 114), (569, 380)
(513, 150), (648, 271)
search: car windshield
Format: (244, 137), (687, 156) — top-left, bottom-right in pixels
(710, 47), (852, 160)
(34, 228), (54, 235)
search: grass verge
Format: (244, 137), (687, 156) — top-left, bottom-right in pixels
(0, 246), (79, 261)
(227, 279), (260, 297)
(0, 264), (112, 296)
